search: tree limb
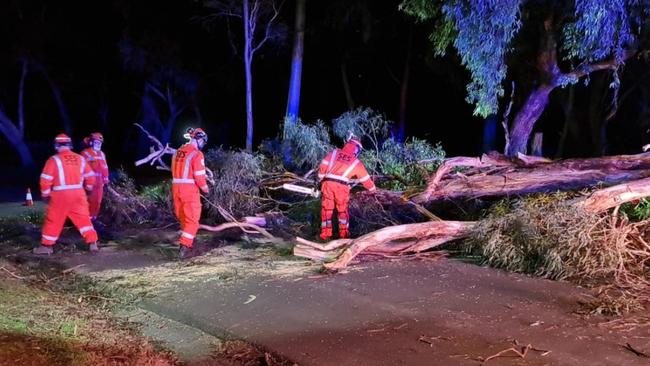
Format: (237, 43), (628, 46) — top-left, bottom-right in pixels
(556, 49), (637, 87)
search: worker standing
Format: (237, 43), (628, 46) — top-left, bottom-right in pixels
(34, 133), (99, 254)
(81, 132), (109, 221)
(318, 137), (376, 241)
(171, 128), (209, 258)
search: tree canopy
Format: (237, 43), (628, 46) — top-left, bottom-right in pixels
(401, 0), (650, 118)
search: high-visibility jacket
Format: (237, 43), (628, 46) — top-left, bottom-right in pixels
(40, 150), (96, 197)
(39, 149), (97, 245)
(171, 144), (209, 194)
(318, 148), (376, 192)
(171, 143), (208, 247)
(81, 148), (109, 184)
(81, 148), (109, 218)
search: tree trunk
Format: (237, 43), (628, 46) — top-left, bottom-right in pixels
(35, 62), (73, 136)
(0, 111), (34, 167)
(575, 177), (650, 213)
(505, 16), (633, 157)
(395, 26), (413, 143)
(294, 221), (475, 269)
(243, 0), (254, 152)
(341, 61), (355, 110)
(413, 152), (650, 204)
(531, 133), (543, 156)
(295, 173), (650, 269)
(506, 86), (552, 156)
(0, 60), (34, 167)
(17, 59), (27, 135)
(285, 0), (305, 121)
(482, 115), (498, 153)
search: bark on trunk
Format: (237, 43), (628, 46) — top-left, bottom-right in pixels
(531, 133), (543, 157)
(482, 115), (498, 153)
(31, 61), (73, 136)
(575, 177), (650, 213)
(0, 60), (33, 167)
(285, 0), (305, 120)
(506, 86), (552, 156)
(414, 152), (650, 204)
(294, 221), (475, 269)
(395, 26), (413, 143)
(504, 17), (633, 157)
(243, 0), (254, 152)
(0, 111), (33, 167)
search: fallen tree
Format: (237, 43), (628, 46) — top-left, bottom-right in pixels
(294, 221), (475, 269)
(296, 152), (650, 269)
(412, 151), (650, 203)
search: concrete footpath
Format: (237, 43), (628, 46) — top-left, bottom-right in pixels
(133, 259), (650, 366)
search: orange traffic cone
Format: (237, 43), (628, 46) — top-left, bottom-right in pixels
(24, 188), (34, 206)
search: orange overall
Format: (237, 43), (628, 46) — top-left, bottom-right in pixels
(81, 148), (109, 218)
(318, 143), (376, 240)
(39, 150), (98, 246)
(171, 144), (209, 248)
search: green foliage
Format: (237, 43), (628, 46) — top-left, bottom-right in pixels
(444, 0), (523, 117)
(402, 0), (649, 118)
(332, 107), (392, 152)
(282, 117), (333, 170)
(400, 0), (456, 55)
(139, 182), (173, 211)
(21, 211), (44, 226)
(620, 198), (650, 221)
(286, 200), (321, 235)
(362, 137), (445, 190)
(464, 193), (616, 280)
(563, 0), (643, 63)
(399, 0), (439, 21)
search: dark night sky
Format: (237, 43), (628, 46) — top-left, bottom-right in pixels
(0, 0), (483, 168)
(0, 0), (647, 173)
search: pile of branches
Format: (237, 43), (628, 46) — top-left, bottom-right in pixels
(348, 190), (429, 236)
(102, 170), (174, 228)
(464, 193), (650, 314)
(203, 147), (270, 222)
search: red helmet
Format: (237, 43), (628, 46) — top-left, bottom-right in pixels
(346, 137), (363, 150)
(54, 133), (72, 150)
(84, 132), (104, 146)
(54, 133), (72, 144)
(342, 137), (363, 157)
(185, 127), (208, 142)
(89, 132), (104, 142)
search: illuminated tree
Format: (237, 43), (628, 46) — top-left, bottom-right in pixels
(201, 0), (284, 151)
(401, 0), (650, 156)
